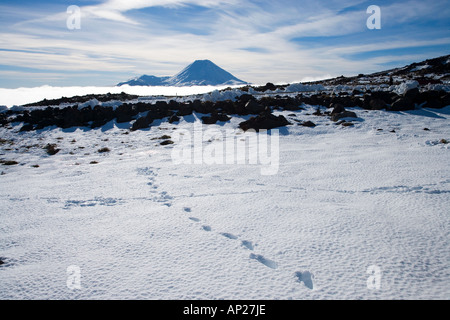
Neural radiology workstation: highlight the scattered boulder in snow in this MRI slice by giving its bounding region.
[330,103,346,115]
[329,103,358,121]
[419,91,449,109]
[217,114,232,122]
[244,100,265,114]
[255,82,277,92]
[239,113,291,132]
[395,80,419,95]
[115,104,138,123]
[176,103,194,117]
[369,98,387,110]
[61,107,83,129]
[168,100,180,110]
[370,91,397,105]
[388,97,415,111]
[1,160,19,166]
[44,144,60,156]
[201,115,218,125]
[237,94,255,104]
[131,117,152,131]
[20,124,34,132]
[417,90,440,102]
[168,114,180,124]
[300,121,316,128]
[215,100,236,115]
[404,87,420,101]
[313,107,324,116]
[191,99,211,114]
[160,140,174,146]
[441,93,450,107]
[90,106,115,128]
[422,99,443,109]
[202,113,231,125]
[331,111,358,122]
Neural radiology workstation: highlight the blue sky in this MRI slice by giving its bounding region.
[0,0,449,88]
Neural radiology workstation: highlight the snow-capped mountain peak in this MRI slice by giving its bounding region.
[118,60,248,87]
[166,60,247,86]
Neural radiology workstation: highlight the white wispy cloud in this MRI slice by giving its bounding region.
[0,0,448,87]
[80,0,239,25]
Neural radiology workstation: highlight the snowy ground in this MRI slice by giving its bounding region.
[1,105,449,300]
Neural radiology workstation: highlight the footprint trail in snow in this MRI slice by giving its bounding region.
[184,208,316,288]
[184,207,280,270]
[137,167,173,207]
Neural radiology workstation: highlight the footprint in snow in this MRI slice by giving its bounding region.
[189,217,200,222]
[202,225,212,232]
[249,253,278,269]
[295,271,314,290]
[241,240,254,251]
[220,232,238,240]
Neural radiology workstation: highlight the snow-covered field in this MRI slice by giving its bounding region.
[1,103,449,300]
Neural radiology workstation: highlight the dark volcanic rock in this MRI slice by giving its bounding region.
[202,115,218,125]
[22,92,139,108]
[91,106,115,128]
[115,104,138,123]
[388,97,415,111]
[20,124,34,132]
[44,143,60,155]
[330,103,346,115]
[191,100,212,114]
[238,94,256,104]
[331,111,358,122]
[371,91,398,104]
[61,106,83,128]
[160,140,174,146]
[369,98,387,110]
[417,90,440,104]
[330,96,354,109]
[313,107,324,116]
[441,93,450,107]
[168,100,180,110]
[254,82,277,92]
[131,117,152,131]
[300,121,316,128]
[244,100,265,114]
[176,103,193,116]
[168,114,180,124]
[239,113,291,132]
[422,99,443,109]
[155,101,168,110]
[202,113,231,125]
[116,113,133,123]
[80,107,94,123]
[404,87,420,102]
[215,100,236,114]
[217,114,231,122]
